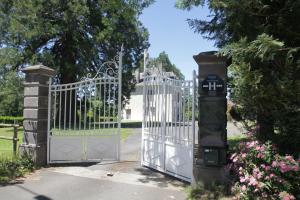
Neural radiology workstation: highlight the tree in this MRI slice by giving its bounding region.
[0,71,23,116]
[0,0,154,118]
[176,0,300,155]
[176,0,300,48]
[0,0,153,97]
[147,51,185,79]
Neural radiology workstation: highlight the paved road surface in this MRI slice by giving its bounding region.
[0,123,244,200]
[0,129,187,200]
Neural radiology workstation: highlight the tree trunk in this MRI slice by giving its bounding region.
[257,114,274,142]
[57,32,78,129]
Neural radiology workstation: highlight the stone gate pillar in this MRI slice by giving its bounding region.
[20,65,55,166]
[193,52,228,186]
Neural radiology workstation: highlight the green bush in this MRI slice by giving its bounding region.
[0,154,35,184]
[185,182,228,200]
[230,136,300,199]
[121,121,142,128]
[0,116,23,125]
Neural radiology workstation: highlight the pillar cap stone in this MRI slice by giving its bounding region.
[193,51,227,65]
[22,65,55,77]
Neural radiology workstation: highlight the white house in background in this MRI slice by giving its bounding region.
[122,68,183,122]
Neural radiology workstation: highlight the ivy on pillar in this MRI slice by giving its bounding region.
[20,65,55,166]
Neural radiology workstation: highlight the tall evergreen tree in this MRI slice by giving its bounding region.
[147,51,184,79]
[176,0,300,154]
[0,0,153,100]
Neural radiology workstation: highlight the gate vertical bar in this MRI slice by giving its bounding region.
[162,76,167,169]
[47,77,52,164]
[191,70,197,184]
[142,49,148,164]
[117,45,123,161]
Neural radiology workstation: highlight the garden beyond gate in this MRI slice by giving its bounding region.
[47,49,123,164]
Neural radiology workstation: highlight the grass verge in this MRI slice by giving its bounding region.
[0,127,24,158]
[0,154,35,184]
[185,183,232,200]
[228,134,248,152]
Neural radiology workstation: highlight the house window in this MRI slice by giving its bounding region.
[126,109,131,119]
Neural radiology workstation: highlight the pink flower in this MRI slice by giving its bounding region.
[241,153,246,158]
[279,161,292,173]
[272,161,278,167]
[241,185,247,192]
[283,194,296,200]
[246,131,254,137]
[285,155,295,162]
[253,167,259,174]
[270,173,275,178]
[292,165,299,172]
[249,176,257,186]
[256,172,262,179]
[257,153,264,158]
[246,142,251,148]
[246,141,258,148]
[233,157,238,163]
[240,176,246,183]
[265,166,270,171]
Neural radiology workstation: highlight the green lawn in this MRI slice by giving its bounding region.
[228,134,248,152]
[51,128,134,140]
[0,127,24,158]
[0,127,134,158]
[120,128,134,141]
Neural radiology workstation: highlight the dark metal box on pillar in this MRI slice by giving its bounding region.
[193,51,229,186]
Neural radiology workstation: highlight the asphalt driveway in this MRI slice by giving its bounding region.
[0,129,187,200]
[0,123,243,200]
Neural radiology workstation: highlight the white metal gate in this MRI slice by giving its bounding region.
[47,49,123,164]
[141,68,197,182]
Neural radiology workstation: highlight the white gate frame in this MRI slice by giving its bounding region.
[47,46,123,164]
[141,52,197,182]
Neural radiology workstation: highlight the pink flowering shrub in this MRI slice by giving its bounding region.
[229,139,300,200]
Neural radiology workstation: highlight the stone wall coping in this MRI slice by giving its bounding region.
[22,65,56,77]
[193,51,227,64]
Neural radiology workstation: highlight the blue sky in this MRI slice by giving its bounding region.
[139,1,217,80]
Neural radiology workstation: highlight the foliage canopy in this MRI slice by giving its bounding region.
[0,0,153,102]
[176,0,300,154]
[147,51,184,79]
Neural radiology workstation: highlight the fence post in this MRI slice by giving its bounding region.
[13,126,18,155]
[19,65,55,166]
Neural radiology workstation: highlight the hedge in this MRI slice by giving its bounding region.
[121,121,142,128]
[0,116,23,125]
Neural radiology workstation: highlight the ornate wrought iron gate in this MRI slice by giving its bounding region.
[141,68,197,182]
[47,49,123,164]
